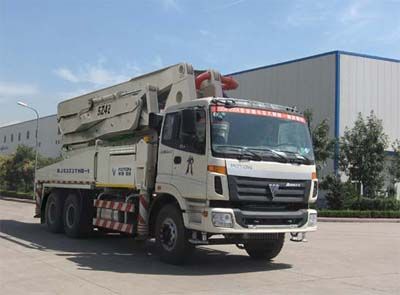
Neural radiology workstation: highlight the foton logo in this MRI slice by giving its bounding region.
[112,167,132,177]
[268,184,280,198]
[229,163,253,170]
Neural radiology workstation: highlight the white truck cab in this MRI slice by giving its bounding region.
[35,63,317,264]
[156,97,317,237]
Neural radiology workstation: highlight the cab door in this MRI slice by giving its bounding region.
[157,112,180,184]
[171,108,208,200]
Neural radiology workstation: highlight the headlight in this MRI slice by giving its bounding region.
[308,212,317,227]
[212,212,234,228]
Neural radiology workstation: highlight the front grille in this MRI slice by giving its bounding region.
[242,217,304,226]
[228,175,311,203]
[233,210,308,228]
[224,233,283,241]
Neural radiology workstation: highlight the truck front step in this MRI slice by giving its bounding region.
[93,218,134,234]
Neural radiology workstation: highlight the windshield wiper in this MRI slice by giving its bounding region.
[279,150,313,164]
[248,147,288,162]
[214,145,262,161]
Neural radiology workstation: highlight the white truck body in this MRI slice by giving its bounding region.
[35,63,318,263]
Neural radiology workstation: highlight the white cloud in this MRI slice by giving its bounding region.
[202,0,246,12]
[54,59,133,87]
[125,63,143,77]
[57,88,96,100]
[199,29,218,40]
[161,0,182,12]
[54,56,169,88]
[284,1,331,27]
[0,82,38,97]
[199,29,210,36]
[339,0,374,24]
[151,55,164,69]
[54,68,80,83]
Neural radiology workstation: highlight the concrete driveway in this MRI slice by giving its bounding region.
[0,197,399,294]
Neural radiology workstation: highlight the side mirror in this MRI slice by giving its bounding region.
[181,109,196,135]
[149,113,163,134]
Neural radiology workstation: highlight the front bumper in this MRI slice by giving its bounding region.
[185,208,317,234]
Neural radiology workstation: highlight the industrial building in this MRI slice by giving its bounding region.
[1,50,399,170]
[227,50,400,176]
[0,115,61,158]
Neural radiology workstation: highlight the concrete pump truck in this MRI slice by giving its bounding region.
[35,63,318,264]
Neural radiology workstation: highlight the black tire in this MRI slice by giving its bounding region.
[244,234,285,260]
[155,204,193,264]
[45,192,65,233]
[63,192,92,238]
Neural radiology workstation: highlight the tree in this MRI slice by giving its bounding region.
[388,140,400,196]
[3,145,36,191]
[303,109,335,173]
[320,175,356,209]
[339,111,388,198]
[0,155,9,189]
[2,145,61,192]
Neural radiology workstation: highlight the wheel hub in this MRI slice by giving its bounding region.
[160,218,177,251]
[66,204,75,228]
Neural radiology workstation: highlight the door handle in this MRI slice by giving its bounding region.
[174,156,182,164]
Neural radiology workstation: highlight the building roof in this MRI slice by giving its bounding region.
[228,50,400,76]
[0,114,57,130]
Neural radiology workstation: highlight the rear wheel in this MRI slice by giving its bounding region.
[63,192,92,238]
[244,234,285,260]
[155,204,193,264]
[45,192,65,233]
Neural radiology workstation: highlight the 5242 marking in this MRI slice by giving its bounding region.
[97,104,111,116]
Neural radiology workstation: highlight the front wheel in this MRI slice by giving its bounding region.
[244,233,285,260]
[155,204,193,264]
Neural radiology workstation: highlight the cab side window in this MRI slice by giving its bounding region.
[161,112,181,148]
[161,109,206,155]
[180,109,206,154]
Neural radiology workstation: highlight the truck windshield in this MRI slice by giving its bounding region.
[210,105,315,164]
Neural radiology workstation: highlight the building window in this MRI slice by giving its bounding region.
[11,134,13,142]
[57,127,61,135]
[3,135,5,143]
[26,130,30,139]
[18,132,21,141]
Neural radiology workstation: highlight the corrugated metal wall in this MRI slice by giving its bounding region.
[339,54,400,146]
[227,53,337,137]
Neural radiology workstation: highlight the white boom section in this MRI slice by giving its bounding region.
[37,63,223,189]
[58,63,201,147]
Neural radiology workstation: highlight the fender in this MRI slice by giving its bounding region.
[155,182,188,211]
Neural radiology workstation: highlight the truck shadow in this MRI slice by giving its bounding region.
[0,219,292,275]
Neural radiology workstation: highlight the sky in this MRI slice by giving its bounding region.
[1,0,399,126]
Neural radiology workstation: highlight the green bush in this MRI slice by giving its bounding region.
[320,175,357,209]
[318,210,400,218]
[320,174,400,211]
[351,197,400,211]
[0,190,33,199]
